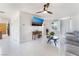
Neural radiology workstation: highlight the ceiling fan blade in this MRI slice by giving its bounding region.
[43,3,50,11]
[47,11,53,14]
[46,3,50,8]
[36,11,44,13]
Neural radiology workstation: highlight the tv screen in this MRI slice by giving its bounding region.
[32,16,44,26]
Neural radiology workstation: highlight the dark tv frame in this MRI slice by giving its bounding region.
[32,16,44,26]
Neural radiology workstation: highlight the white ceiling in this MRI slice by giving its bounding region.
[0,3,79,19]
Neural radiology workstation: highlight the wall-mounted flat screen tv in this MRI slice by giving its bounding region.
[32,16,44,26]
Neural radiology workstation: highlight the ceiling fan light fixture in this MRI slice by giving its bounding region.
[43,11,47,13]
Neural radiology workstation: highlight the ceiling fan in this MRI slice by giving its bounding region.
[36,3,53,14]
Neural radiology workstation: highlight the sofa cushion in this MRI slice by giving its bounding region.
[66,31,79,42]
[74,31,79,38]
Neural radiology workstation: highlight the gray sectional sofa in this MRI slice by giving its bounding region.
[66,31,79,56]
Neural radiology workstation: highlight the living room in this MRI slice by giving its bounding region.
[0,3,79,56]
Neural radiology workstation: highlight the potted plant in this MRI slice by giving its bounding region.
[49,32,55,36]
[47,32,55,38]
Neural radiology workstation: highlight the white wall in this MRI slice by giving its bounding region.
[72,15,79,31]
[10,11,44,44]
[20,11,44,43]
[20,11,32,43]
[10,12,20,45]
[0,18,8,23]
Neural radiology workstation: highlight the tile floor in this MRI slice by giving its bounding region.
[0,38,59,56]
